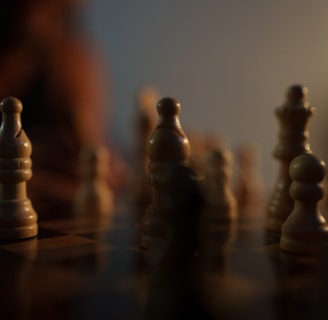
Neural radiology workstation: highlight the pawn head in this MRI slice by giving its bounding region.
[157,97,180,116]
[0,97,23,114]
[290,153,325,183]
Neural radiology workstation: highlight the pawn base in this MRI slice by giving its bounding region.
[280,228,328,256]
[0,224,38,240]
[0,198,38,240]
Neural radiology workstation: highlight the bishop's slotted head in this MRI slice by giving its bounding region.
[148,97,190,165]
[0,97,38,239]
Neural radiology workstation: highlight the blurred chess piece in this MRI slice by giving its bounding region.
[130,86,159,215]
[266,85,314,242]
[199,147,236,270]
[140,97,203,267]
[187,131,225,178]
[74,146,114,217]
[0,97,38,239]
[202,148,236,224]
[280,153,328,256]
[187,130,207,176]
[234,142,265,221]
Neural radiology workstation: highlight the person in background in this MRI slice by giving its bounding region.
[0,0,127,217]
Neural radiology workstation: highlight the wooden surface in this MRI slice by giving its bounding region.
[0,196,327,320]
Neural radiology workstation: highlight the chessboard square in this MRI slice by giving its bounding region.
[36,251,111,274]
[79,225,139,247]
[1,235,109,260]
[105,247,141,276]
[0,247,27,265]
[39,218,112,235]
[28,264,95,305]
[51,251,111,273]
[37,227,68,239]
[0,237,38,259]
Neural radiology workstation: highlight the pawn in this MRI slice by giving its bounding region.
[202,148,237,223]
[74,146,114,217]
[234,142,265,221]
[280,153,328,255]
[0,97,38,239]
[140,97,202,267]
[199,148,236,269]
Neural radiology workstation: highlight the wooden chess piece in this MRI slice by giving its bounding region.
[140,97,202,267]
[74,146,114,217]
[130,87,158,212]
[202,148,237,223]
[235,142,265,221]
[0,97,38,239]
[266,85,314,241]
[280,153,328,255]
[199,147,236,270]
[187,131,224,178]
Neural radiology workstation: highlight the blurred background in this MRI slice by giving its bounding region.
[85,0,328,192]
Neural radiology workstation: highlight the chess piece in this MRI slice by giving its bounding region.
[74,146,114,217]
[199,147,236,270]
[187,131,224,178]
[203,148,237,223]
[235,142,265,221]
[140,97,203,267]
[266,85,314,240]
[0,97,38,239]
[130,87,158,212]
[280,153,328,255]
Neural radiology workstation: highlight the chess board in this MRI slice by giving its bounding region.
[0,194,326,320]
[0,198,142,320]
